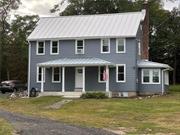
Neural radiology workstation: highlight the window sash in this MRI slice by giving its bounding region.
[37,41,45,54]
[116,38,125,53]
[101,39,110,53]
[52,67,61,82]
[76,40,84,54]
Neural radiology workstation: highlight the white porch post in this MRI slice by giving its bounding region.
[62,67,65,92]
[106,65,109,92]
[41,67,45,92]
[82,67,85,92]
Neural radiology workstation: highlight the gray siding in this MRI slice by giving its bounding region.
[29,38,138,92]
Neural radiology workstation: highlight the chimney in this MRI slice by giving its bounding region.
[141,0,149,60]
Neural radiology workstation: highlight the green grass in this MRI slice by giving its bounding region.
[0,86,180,134]
[0,118,13,135]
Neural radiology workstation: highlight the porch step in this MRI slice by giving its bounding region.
[39,92,83,98]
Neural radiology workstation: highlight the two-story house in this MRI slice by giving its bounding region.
[27,3,172,98]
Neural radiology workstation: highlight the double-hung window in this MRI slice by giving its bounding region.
[50,41,59,55]
[75,40,84,54]
[101,39,110,53]
[52,67,61,83]
[116,38,125,53]
[37,41,45,55]
[98,66,106,83]
[37,67,45,82]
[116,64,126,82]
[142,69,160,84]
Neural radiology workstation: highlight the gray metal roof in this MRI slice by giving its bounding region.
[37,58,114,67]
[28,10,145,40]
[138,60,172,70]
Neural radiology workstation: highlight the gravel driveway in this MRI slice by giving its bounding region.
[0,109,116,135]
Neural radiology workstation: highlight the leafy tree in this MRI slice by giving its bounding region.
[0,0,21,81]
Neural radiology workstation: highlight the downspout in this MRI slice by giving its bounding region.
[27,41,31,97]
[161,69,169,95]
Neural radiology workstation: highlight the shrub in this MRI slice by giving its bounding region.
[81,92,108,99]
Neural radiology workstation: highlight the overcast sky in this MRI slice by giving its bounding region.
[10,0,180,19]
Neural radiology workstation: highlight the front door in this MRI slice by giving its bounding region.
[75,67,83,89]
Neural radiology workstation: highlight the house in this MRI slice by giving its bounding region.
[27,2,171,98]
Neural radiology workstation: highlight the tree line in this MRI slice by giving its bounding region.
[0,0,179,84]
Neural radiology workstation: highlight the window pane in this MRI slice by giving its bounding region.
[52,41,58,46]
[143,76,149,82]
[54,74,59,81]
[118,66,124,73]
[103,46,109,52]
[52,41,58,53]
[53,67,60,82]
[99,67,105,81]
[118,74,124,81]
[38,67,42,81]
[38,74,42,81]
[77,40,83,46]
[153,70,159,83]
[54,67,59,74]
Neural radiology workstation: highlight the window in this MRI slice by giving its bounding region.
[116,38,125,53]
[164,71,169,85]
[142,69,160,84]
[101,39,110,53]
[52,67,61,83]
[37,41,45,55]
[116,64,126,82]
[138,40,141,55]
[75,40,84,54]
[37,67,45,82]
[98,66,106,82]
[50,41,59,55]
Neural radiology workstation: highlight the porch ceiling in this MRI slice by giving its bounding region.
[37,57,114,67]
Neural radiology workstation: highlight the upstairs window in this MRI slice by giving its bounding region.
[50,41,59,55]
[37,41,45,55]
[142,69,160,84]
[116,64,126,82]
[98,66,106,83]
[138,40,141,55]
[37,67,45,82]
[52,67,61,83]
[116,38,125,53]
[101,39,110,53]
[75,40,84,54]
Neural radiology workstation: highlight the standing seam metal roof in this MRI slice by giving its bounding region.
[28,11,145,40]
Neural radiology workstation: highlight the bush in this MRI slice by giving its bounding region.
[81,92,108,99]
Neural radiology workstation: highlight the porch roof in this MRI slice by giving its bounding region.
[37,57,114,67]
[137,60,173,70]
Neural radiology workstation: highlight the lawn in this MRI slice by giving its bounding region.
[0,118,13,135]
[0,85,180,134]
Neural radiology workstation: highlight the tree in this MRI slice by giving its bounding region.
[0,0,21,81]
[6,15,39,82]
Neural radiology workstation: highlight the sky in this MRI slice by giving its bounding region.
[10,0,180,19]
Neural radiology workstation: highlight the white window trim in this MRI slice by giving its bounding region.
[141,69,161,84]
[116,64,126,83]
[50,40,59,55]
[75,39,85,54]
[101,38,110,53]
[36,67,45,83]
[98,66,106,83]
[116,38,126,53]
[36,41,45,55]
[52,67,61,83]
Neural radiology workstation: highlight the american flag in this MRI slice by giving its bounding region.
[103,68,108,81]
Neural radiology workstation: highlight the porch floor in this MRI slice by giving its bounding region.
[39,92,83,98]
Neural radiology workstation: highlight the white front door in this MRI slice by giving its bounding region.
[75,67,83,89]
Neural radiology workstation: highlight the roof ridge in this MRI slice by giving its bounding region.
[40,11,142,19]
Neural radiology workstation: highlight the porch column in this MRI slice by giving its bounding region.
[62,67,65,92]
[41,67,45,92]
[82,66,85,92]
[106,65,109,92]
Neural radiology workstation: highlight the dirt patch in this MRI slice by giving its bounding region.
[44,99,72,109]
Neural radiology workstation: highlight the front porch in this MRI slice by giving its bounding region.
[34,58,114,97]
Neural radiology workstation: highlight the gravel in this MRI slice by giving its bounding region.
[0,109,116,135]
